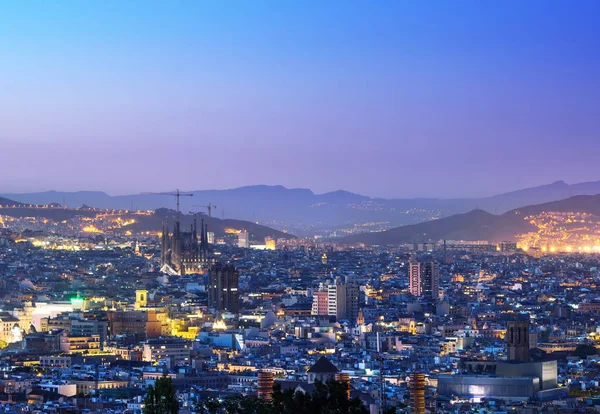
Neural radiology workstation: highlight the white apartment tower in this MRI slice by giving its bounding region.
[409,260,440,299]
[326,276,360,324]
[237,231,249,248]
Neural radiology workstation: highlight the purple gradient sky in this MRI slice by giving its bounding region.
[1,1,599,198]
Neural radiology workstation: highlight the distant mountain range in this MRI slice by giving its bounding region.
[340,194,600,245]
[3,180,600,234]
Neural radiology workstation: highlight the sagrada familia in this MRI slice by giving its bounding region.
[160,215,209,275]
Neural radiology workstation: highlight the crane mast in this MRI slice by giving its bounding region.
[192,202,217,233]
[141,188,193,215]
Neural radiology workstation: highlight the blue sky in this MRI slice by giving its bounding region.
[1,1,599,197]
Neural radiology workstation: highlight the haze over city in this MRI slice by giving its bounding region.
[2,2,600,413]
[2,1,599,197]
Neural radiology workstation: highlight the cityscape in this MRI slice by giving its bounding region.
[2,1,600,414]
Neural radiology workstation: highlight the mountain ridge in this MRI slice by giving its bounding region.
[340,194,600,245]
[3,181,600,233]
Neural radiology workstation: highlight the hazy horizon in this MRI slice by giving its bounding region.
[0,178,593,200]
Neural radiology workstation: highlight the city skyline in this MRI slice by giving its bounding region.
[1,3,599,411]
[0,0,600,414]
[2,1,599,198]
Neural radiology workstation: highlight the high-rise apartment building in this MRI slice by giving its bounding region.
[325,276,360,324]
[409,260,440,299]
[345,277,360,323]
[208,263,239,312]
[238,231,249,248]
[312,291,329,316]
[328,278,346,320]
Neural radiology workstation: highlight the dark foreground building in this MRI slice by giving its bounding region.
[208,263,239,312]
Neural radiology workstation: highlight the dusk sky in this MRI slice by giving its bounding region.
[1,1,599,198]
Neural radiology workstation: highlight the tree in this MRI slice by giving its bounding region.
[197,395,274,414]
[195,397,223,414]
[144,373,179,414]
[211,379,369,414]
[573,344,598,358]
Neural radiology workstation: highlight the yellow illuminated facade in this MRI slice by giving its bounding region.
[265,237,276,250]
[82,225,101,233]
[213,319,227,330]
[135,290,148,309]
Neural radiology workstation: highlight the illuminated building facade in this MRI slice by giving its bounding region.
[0,312,21,345]
[437,375,539,400]
[328,278,347,320]
[107,310,162,340]
[311,291,329,316]
[135,290,148,309]
[59,333,101,354]
[238,231,249,248]
[160,216,209,275]
[409,260,440,299]
[410,372,426,414]
[326,276,360,324]
[258,371,274,400]
[265,236,276,250]
[142,338,191,365]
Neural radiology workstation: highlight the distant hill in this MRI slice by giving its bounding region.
[0,196,27,207]
[127,209,294,240]
[340,194,600,245]
[0,205,97,221]
[4,180,600,232]
[0,190,112,208]
[0,202,293,240]
[510,194,600,217]
[340,209,528,245]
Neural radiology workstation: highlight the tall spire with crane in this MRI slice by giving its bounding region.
[192,202,217,233]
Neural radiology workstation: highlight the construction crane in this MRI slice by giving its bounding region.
[141,189,193,214]
[192,203,217,232]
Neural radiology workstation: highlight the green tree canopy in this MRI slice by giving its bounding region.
[196,379,369,414]
[143,373,179,414]
[573,344,598,358]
